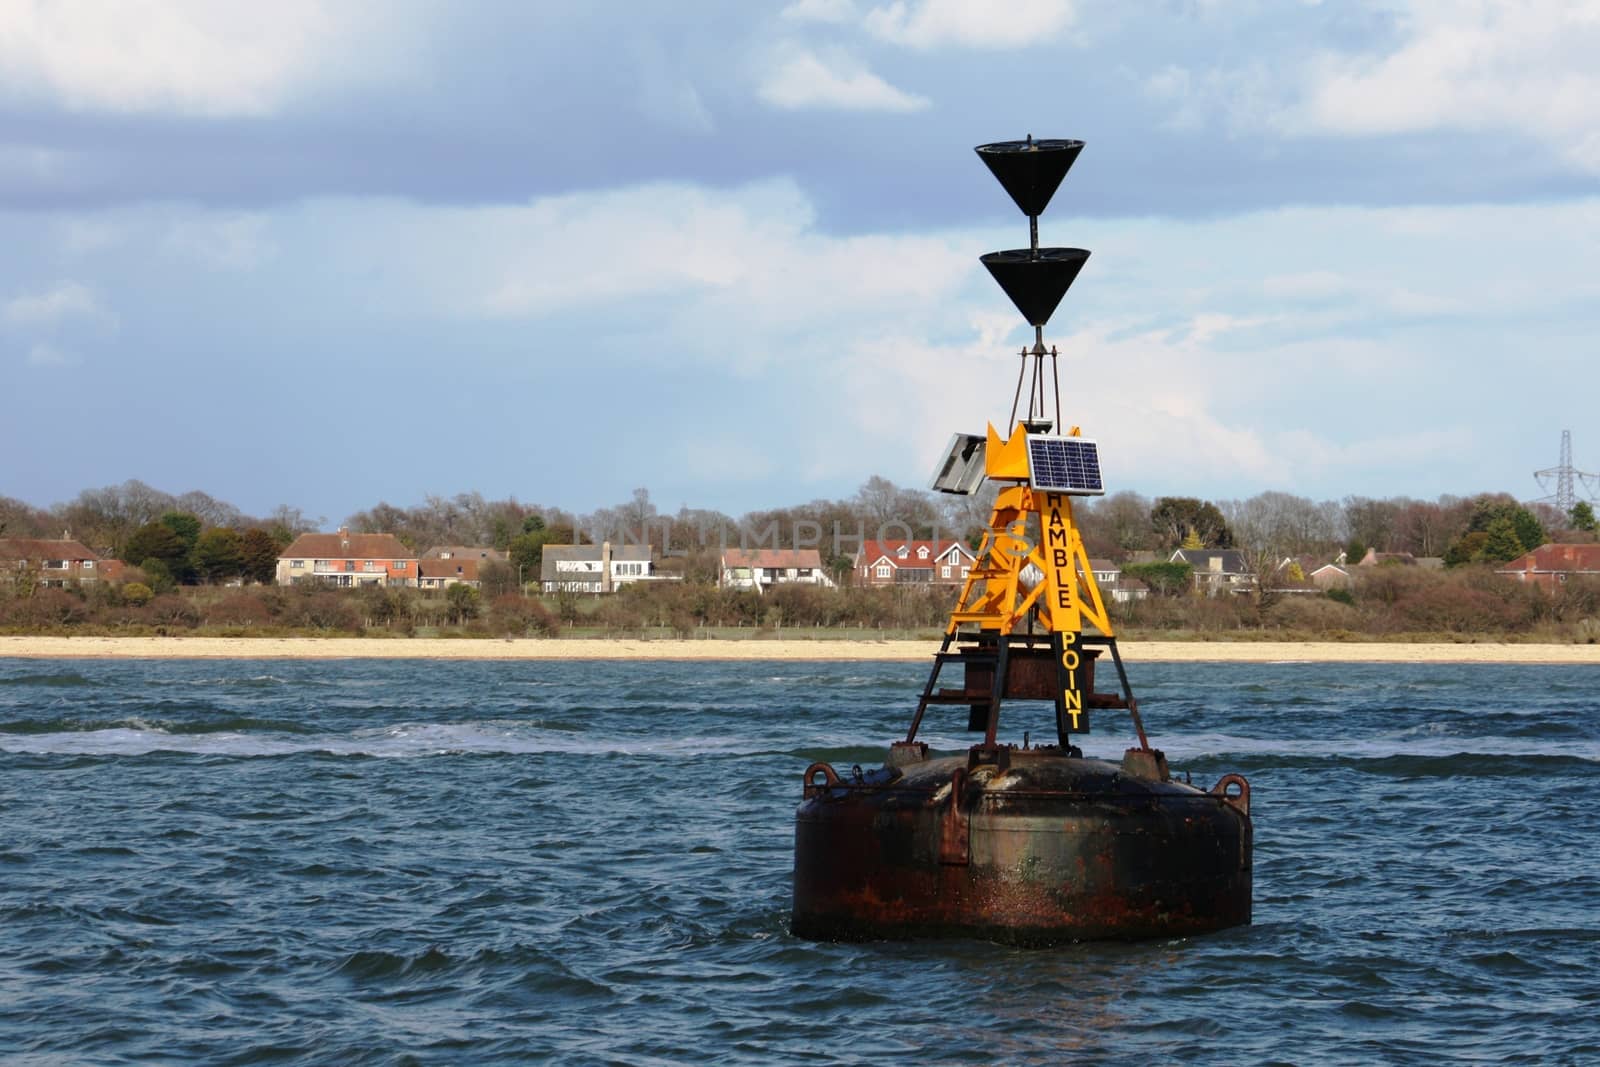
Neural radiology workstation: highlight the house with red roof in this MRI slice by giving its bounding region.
[1495,543,1600,592]
[719,549,834,593]
[0,535,105,587]
[854,540,976,586]
[275,527,417,587]
[418,557,482,590]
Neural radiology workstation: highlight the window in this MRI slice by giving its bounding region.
[798,568,812,578]
[941,565,951,578]
[876,565,891,578]
[391,561,406,570]
[897,547,908,558]
[364,561,377,572]
[84,560,94,570]
[45,559,67,570]
[292,560,304,569]
[917,547,928,559]
[961,567,970,577]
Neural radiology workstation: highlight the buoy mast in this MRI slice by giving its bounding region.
[904,136,1157,777]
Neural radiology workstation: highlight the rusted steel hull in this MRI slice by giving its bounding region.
[792,752,1251,944]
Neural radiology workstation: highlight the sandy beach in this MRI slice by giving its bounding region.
[2,635,1600,664]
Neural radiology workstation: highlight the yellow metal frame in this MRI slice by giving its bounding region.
[948,422,1114,639]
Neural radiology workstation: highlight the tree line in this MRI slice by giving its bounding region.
[2,476,1593,594]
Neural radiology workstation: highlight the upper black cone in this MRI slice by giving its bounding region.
[980,248,1091,327]
[975,139,1084,218]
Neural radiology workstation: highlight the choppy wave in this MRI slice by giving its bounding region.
[1,656,1599,1065]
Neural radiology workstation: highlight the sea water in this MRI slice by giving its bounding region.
[2,656,1598,1065]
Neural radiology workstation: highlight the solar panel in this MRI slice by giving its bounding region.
[928,433,987,495]
[1026,435,1104,495]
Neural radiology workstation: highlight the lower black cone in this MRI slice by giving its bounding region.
[980,248,1091,328]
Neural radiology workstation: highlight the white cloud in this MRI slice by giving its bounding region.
[18,186,1594,503]
[1298,1,1600,170]
[3,281,112,326]
[0,142,67,181]
[1142,61,1281,136]
[1143,1,1600,172]
[863,0,1076,49]
[0,0,418,117]
[781,0,860,24]
[757,46,929,111]
[164,214,275,270]
[57,218,132,255]
[25,342,77,367]
[458,181,822,319]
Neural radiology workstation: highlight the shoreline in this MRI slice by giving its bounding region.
[3,635,1600,664]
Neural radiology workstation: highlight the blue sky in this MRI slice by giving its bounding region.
[3,0,1598,523]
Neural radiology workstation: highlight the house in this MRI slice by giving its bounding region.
[720,549,835,592]
[417,546,504,590]
[276,527,417,587]
[421,545,507,562]
[1169,548,1254,595]
[1266,557,1322,596]
[0,535,104,586]
[1496,544,1600,592]
[1309,562,1353,590]
[854,540,975,586]
[540,543,655,593]
[1358,548,1417,566]
[418,557,481,591]
[1111,576,1149,603]
[1085,558,1151,603]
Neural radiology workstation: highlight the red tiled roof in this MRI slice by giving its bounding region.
[0,538,101,562]
[418,558,480,580]
[279,531,413,561]
[1497,543,1600,573]
[722,549,824,569]
[856,540,973,568]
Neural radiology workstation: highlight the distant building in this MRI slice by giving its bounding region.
[276,527,417,587]
[1169,548,1254,595]
[418,557,482,591]
[1309,562,1353,590]
[540,543,655,593]
[420,545,507,562]
[854,540,975,586]
[1086,558,1150,604]
[1358,549,1417,567]
[1496,544,1600,592]
[0,535,104,587]
[1267,557,1322,596]
[720,549,834,593]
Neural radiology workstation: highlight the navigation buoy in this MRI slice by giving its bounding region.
[791,137,1253,944]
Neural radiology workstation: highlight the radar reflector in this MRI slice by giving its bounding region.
[1026,435,1104,495]
[930,433,987,495]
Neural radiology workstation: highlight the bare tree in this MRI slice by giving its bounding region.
[174,490,243,528]
[1343,496,1400,553]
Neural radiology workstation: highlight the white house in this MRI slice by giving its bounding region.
[540,543,655,593]
[720,549,835,593]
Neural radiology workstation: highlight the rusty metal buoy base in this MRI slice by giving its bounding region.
[792,747,1252,944]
